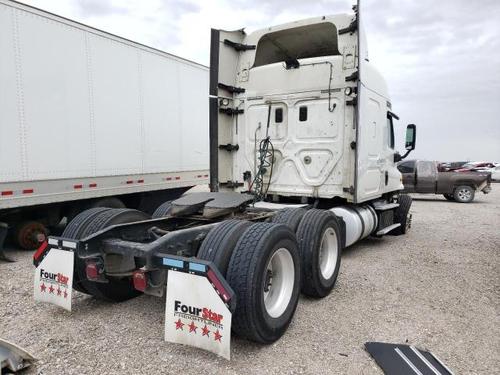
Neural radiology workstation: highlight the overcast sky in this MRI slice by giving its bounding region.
[21,0,500,162]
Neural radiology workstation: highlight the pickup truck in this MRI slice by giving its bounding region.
[397,160,491,203]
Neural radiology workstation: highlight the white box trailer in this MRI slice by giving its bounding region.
[0,0,209,251]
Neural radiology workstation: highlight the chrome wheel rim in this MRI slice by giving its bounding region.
[457,189,471,201]
[318,227,338,280]
[263,248,295,318]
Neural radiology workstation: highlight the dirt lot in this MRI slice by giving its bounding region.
[1,188,499,374]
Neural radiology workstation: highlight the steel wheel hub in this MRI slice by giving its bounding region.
[318,227,338,280]
[263,247,295,318]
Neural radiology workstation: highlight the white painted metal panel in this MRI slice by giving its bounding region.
[89,33,143,175]
[0,6,24,182]
[16,8,93,180]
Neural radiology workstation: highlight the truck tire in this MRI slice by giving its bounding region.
[443,194,455,201]
[391,194,413,235]
[226,223,300,343]
[62,207,111,240]
[197,220,252,276]
[271,208,307,232]
[453,185,475,203]
[90,197,125,209]
[75,208,150,302]
[296,209,342,298]
[152,201,173,218]
[62,207,112,293]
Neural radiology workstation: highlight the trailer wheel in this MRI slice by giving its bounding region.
[391,194,413,235]
[226,223,300,343]
[152,201,173,218]
[197,220,252,276]
[76,208,150,302]
[15,221,47,250]
[453,185,475,203]
[271,208,307,232]
[443,194,455,201]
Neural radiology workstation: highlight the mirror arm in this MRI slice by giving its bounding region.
[400,149,412,161]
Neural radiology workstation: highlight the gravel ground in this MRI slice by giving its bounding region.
[1,188,499,374]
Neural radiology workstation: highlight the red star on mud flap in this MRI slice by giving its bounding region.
[40,283,46,293]
[188,321,198,333]
[202,325,210,337]
[175,318,184,330]
[214,329,222,342]
[63,289,68,299]
[48,284,55,294]
[57,287,62,296]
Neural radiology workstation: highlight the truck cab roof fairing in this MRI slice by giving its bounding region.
[253,23,341,68]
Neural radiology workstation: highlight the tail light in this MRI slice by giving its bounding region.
[86,261,102,280]
[133,270,147,292]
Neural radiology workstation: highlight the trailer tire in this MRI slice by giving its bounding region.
[152,201,173,218]
[453,185,475,203]
[226,223,300,343]
[391,194,413,235]
[296,209,342,298]
[443,194,455,201]
[75,208,150,302]
[271,208,307,232]
[197,220,252,276]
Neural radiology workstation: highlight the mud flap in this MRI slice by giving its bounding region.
[165,270,232,360]
[34,248,74,311]
[0,338,37,373]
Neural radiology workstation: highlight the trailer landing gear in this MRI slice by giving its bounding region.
[0,222,14,262]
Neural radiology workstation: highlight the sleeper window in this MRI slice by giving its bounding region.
[275,108,283,123]
[299,106,308,122]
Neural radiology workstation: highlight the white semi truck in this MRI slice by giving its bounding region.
[0,0,209,255]
[33,4,417,358]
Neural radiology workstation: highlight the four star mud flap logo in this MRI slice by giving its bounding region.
[165,270,231,360]
[34,249,74,311]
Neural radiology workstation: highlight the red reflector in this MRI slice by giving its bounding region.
[89,183,97,188]
[175,176,181,180]
[207,269,230,302]
[33,240,48,262]
[1,191,13,196]
[23,189,34,194]
[166,177,172,181]
[204,174,209,178]
[126,180,133,184]
[86,262,100,280]
[133,270,147,292]
[197,175,202,178]
[74,184,83,189]
[137,179,144,183]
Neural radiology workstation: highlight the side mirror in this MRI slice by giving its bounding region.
[395,124,417,162]
[405,124,416,151]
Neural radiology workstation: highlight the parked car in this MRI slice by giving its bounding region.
[397,160,492,203]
